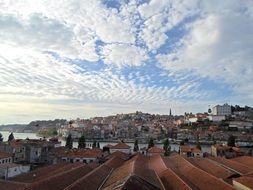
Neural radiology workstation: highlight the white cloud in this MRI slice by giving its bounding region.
[101,44,148,67]
[157,2,253,100]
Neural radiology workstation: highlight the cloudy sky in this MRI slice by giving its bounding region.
[0,0,253,124]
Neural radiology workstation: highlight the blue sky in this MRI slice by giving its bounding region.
[0,0,253,124]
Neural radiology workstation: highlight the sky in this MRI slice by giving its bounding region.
[0,0,253,124]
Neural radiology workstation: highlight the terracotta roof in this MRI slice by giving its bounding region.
[104,155,125,168]
[147,146,165,154]
[149,155,191,190]
[12,163,83,183]
[231,156,253,169]
[0,151,12,159]
[160,169,192,190]
[120,175,162,190]
[208,157,253,175]
[64,164,112,190]
[9,140,24,148]
[163,154,235,190]
[186,157,237,179]
[59,149,102,158]
[111,142,131,149]
[233,176,253,189]
[25,163,95,190]
[106,151,130,161]
[102,154,165,190]
[148,155,167,174]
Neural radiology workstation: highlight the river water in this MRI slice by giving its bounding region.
[0,131,212,153]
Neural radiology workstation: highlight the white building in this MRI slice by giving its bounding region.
[0,151,30,179]
[212,104,232,116]
[208,115,226,122]
[0,163,30,179]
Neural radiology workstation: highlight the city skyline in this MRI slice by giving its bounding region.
[0,0,253,124]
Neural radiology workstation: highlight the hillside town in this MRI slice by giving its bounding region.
[54,104,253,147]
[0,104,253,189]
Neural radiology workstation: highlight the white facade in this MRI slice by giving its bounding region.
[212,104,232,116]
[188,117,198,123]
[208,115,226,122]
[0,163,30,179]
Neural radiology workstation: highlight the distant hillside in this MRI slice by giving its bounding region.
[0,119,67,133]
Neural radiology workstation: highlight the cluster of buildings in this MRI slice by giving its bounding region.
[0,138,61,179]
[177,104,253,145]
[57,111,176,142]
[1,147,253,190]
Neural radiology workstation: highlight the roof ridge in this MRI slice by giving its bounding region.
[27,164,86,186]
[64,164,110,190]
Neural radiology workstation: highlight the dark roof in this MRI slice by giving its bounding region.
[64,164,112,190]
[0,180,27,190]
[25,164,95,190]
[11,162,83,183]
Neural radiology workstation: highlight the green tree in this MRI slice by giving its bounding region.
[78,135,86,149]
[8,132,14,141]
[133,139,139,152]
[163,139,170,156]
[148,138,155,149]
[65,134,73,149]
[0,133,3,142]
[92,140,97,148]
[52,129,58,136]
[227,135,236,147]
[196,143,202,150]
[97,141,100,148]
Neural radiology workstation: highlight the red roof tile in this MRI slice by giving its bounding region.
[12,163,83,183]
[64,164,112,190]
[208,157,253,175]
[0,151,12,159]
[147,146,165,154]
[25,163,95,190]
[186,157,237,179]
[163,154,235,190]
[111,143,131,149]
[231,156,253,169]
